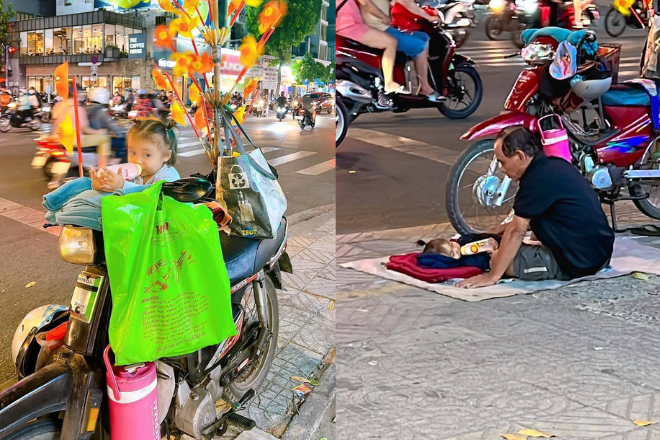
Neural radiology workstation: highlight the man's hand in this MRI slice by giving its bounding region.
[456,273,498,289]
[95,167,124,192]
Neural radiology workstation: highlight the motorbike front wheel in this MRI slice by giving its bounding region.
[446,139,518,234]
[224,277,279,402]
[439,65,483,120]
[605,8,627,37]
[28,119,42,131]
[0,118,10,132]
[336,96,349,147]
[485,16,503,40]
[2,419,61,440]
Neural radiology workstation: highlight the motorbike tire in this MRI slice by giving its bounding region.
[336,96,349,147]
[2,419,62,440]
[605,8,627,37]
[29,119,42,131]
[41,113,50,124]
[224,277,279,403]
[0,119,10,132]
[485,16,503,40]
[43,157,55,179]
[446,139,499,235]
[439,65,483,120]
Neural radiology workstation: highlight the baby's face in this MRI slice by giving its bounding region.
[128,138,171,177]
[447,241,462,260]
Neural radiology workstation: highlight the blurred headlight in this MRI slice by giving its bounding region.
[8,102,16,109]
[521,43,554,65]
[523,0,538,13]
[42,107,51,112]
[58,226,96,265]
[490,0,504,11]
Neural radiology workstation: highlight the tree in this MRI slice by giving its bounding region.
[0,0,15,70]
[321,64,334,85]
[246,0,322,95]
[291,53,324,89]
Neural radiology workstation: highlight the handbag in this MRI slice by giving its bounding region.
[215,105,287,239]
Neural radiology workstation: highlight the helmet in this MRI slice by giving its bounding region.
[570,71,612,101]
[12,305,69,369]
[19,88,27,95]
[89,87,110,105]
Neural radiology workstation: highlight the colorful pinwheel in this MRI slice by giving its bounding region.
[171,15,201,39]
[171,102,187,126]
[154,24,177,52]
[243,79,258,99]
[189,52,213,75]
[258,1,287,34]
[239,35,261,68]
[58,113,75,155]
[54,62,69,100]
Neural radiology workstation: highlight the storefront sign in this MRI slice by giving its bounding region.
[128,34,147,59]
[94,0,153,10]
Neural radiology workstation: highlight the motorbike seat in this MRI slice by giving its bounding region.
[602,85,651,107]
[220,218,287,285]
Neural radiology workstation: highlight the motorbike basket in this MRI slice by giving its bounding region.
[598,44,621,84]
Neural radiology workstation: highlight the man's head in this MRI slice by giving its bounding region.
[280,92,284,96]
[494,126,541,181]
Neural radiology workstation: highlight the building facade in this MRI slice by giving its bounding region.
[2,0,55,21]
[292,0,332,65]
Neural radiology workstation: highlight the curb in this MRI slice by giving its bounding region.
[288,204,335,227]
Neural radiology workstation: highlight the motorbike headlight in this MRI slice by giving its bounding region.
[8,102,16,109]
[522,0,538,13]
[521,43,555,65]
[489,0,504,11]
[42,107,51,112]
[58,226,97,265]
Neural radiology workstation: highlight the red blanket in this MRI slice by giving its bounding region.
[385,253,483,283]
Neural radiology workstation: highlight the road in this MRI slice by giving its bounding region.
[336,24,647,234]
[0,112,335,382]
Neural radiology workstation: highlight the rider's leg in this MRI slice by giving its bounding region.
[357,28,402,93]
[80,134,111,168]
[385,28,434,96]
[414,42,435,96]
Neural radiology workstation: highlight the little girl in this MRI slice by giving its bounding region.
[92,117,180,191]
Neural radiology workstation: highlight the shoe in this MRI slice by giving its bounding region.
[426,92,446,102]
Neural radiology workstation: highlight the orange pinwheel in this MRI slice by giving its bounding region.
[239,35,262,69]
[189,82,201,106]
[243,79,258,99]
[613,0,634,15]
[171,52,194,76]
[171,102,187,126]
[194,106,206,132]
[189,52,213,75]
[152,68,170,91]
[158,0,181,14]
[54,62,69,100]
[58,113,75,155]
[154,24,176,52]
[228,0,242,16]
[233,106,246,124]
[171,14,200,38]
[258,1,287,34]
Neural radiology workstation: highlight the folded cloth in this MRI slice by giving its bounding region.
[43,177,93,212]
[416,252,491,272]
[387,253,483,283]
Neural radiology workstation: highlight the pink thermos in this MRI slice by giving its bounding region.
[103,346,160,440]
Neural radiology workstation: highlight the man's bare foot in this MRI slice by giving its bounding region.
[384,82,403,94]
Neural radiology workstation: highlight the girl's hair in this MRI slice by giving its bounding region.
[128,117,178,165]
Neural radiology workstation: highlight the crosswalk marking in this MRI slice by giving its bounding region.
[297,159,336,176]
[179,149,208,157]
[177,141,201,150]
[269,151,316,166]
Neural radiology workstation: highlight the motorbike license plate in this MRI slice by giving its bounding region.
[51,161,70,175]
[31,155,48,168]
[71,272,104,322]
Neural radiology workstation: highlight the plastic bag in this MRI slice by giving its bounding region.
[102,181,236,365]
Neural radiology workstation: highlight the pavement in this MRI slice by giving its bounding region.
[0,111,335,438]
[336,15,660,440]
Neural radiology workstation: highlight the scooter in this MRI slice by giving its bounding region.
[299,109,316,130]
[605,0,649,36]
[336,1,483,146]
[276,106,287,121]
[0,105,42,132]
[0,171,293,439]
[445,29,660,235]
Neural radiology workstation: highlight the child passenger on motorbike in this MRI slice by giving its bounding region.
[91,117,180,192]
[361,0,440,100]
[337,0,403,94]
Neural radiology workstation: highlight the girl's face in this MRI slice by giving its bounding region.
[128,136,172,178]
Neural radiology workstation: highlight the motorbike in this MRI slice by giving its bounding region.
[335,1,483,146]
[485,0,527,47]
[289,98,302,120]
[109,102,128,119]
[31,137,73,181]
[299,109,316,130]
[0,104,42,132]
[445,30,660,235]
[0,170,292,439]
[605,0,649,37]
[250,98,269,117]
[276,105,288,121]
[439,0,477,48]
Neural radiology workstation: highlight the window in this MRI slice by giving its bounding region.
[53,28,71,55]
[91,24,103,53]
[27,30,44,56]
[73,26,83,54]
[105,24,115,48]
[45,29,53,56]
[116,25,127,52]
[20,31,27,56]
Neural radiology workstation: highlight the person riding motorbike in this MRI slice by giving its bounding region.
[18,89,34,122]
[300,94,317,128]
[361,0,440,99]
[0,89,11,114]
[87,87,128,162]
[134,90,157,118]
[276,92,288,111]
[337,0,404,94]
[125,89,135,113]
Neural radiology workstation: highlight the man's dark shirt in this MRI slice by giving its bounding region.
[513,153,614,278]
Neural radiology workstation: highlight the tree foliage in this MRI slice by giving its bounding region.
[291,53,323,85]
[245,0,322,66]
[0,0,15,47]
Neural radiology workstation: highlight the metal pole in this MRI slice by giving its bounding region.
[212,0,222,159]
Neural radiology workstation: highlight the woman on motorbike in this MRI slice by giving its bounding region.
[361,0,440,99]
[337,0,403,94]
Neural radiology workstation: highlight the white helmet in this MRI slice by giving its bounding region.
[570,74,612,101]
[12,305,68,368]
[89,87,110,105]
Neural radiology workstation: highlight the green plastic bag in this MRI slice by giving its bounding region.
[102,182,236,365]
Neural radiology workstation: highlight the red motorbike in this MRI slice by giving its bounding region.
[335,0,483,147]
[445,30,660,234]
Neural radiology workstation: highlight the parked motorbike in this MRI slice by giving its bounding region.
[605,0,649,36]
[336,2,483,146]
[445,30,660,235]
[0,170,292,439]
[0,105,42,132]
[299,109,316,130]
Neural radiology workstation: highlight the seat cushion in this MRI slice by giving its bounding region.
[220,218,286,285]
[602,85,651,107]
